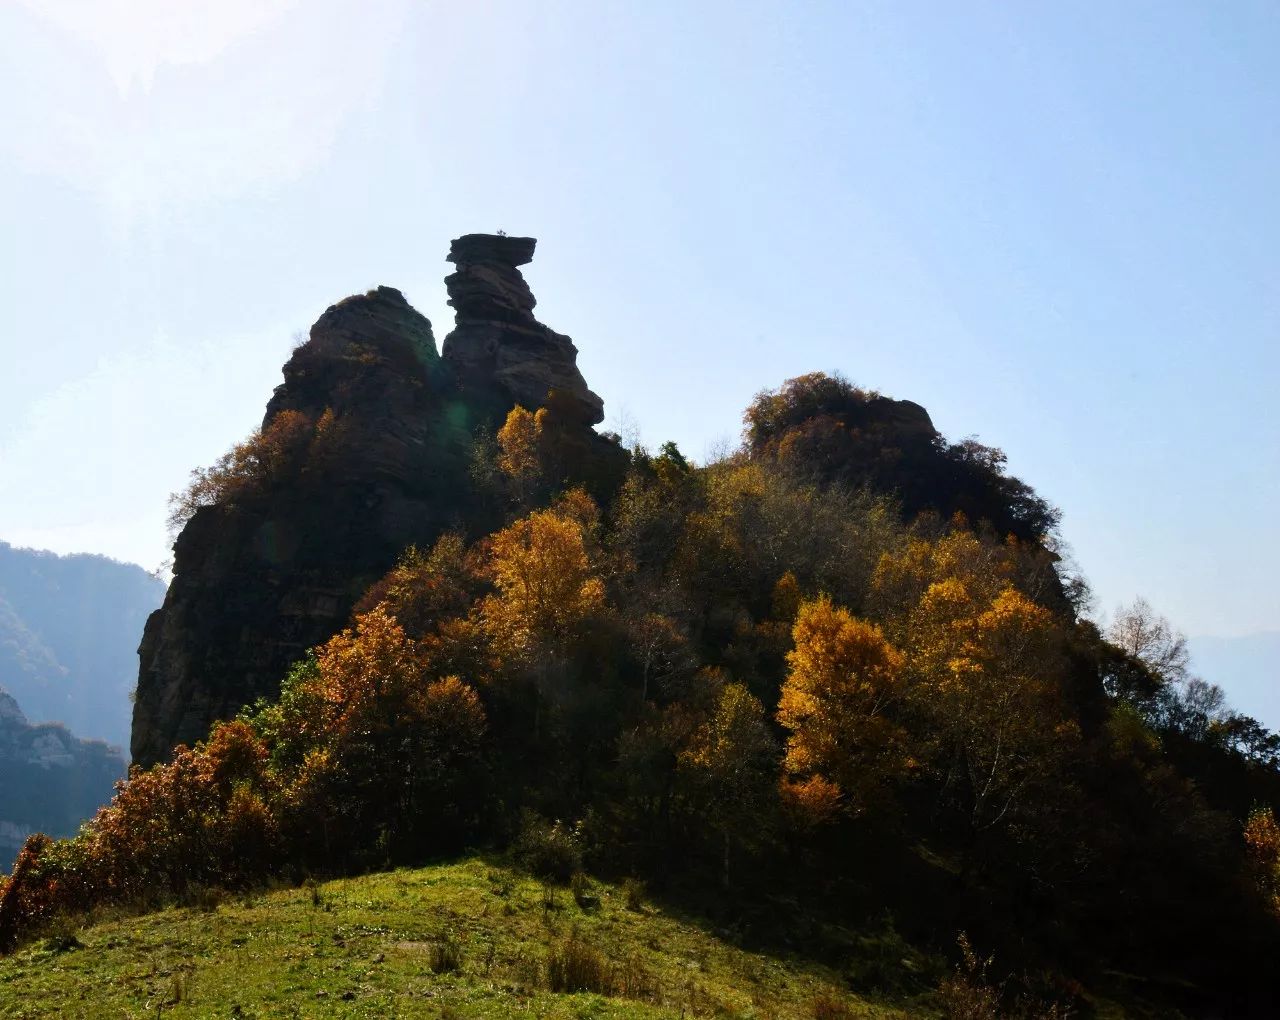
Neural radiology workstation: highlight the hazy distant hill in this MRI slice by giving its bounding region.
[0,541,166,752]
[0,686,125,867]
[1191,631,1280,732]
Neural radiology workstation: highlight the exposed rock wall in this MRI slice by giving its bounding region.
[132,236,620,766]
[132,286,469,765]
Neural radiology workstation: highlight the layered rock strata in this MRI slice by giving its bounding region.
[441,234,604,425]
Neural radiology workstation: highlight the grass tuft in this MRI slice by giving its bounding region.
[546,931,611,994]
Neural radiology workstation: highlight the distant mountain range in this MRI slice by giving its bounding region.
[0,542,164,867]
[1190,631,1280,732]
[0,687,126,866]
[0,541,166,751]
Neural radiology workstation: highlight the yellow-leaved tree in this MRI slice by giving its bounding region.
[496,404,548,503]
[874,531,1079,837]
[677,681,776,887]
[1244,807,1280,915]
[776,596,906,819]
[479,495,606,658]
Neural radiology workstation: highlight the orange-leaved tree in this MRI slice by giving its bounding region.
[259,605,489,861]
[167,409,322,534]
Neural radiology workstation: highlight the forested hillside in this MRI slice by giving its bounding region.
[3,236,1278,1018]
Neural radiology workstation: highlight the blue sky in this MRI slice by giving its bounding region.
[1,1,1277,665]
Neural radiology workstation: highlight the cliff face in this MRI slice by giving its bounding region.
[132,236,616,766]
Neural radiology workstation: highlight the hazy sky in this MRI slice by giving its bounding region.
[2,1,1277,653]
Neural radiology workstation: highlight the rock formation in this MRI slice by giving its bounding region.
[442,235,605,425]
[0,691,24,728]
[132,236,619,766]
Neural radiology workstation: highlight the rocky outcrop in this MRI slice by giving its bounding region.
[0,690,24,727]
[442,235,604,425]
[132,285,474,766]
[132,236,621,767]
[747,376,1059,543]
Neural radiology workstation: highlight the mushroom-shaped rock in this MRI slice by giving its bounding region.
[441,233,605,425]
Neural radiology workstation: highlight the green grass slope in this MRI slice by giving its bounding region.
[0,859,929,1019]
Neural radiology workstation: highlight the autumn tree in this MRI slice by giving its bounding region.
[480,500,606,658]
[496,404,547,503]
[257,606,489,861]
[677,681,777,887]
[776,596,906,817]
[356,533,480,639]
[873,531,1079,839]
[167,409,320,534]
[676,462,900,619]
[913,583,1076,835]
[1244,806,1280,914]
[608,450,699,586]
[628,611,692,701]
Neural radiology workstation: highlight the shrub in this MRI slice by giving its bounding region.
[40,915,82,954]
[513,814,583,884]
[614,952,659,1002]
[844,913,929,995]
[811,992,856,1019]
[569,871,598,909]
[621,877,646,913]
[180,885,226,913]
[937,933,1001,1020]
